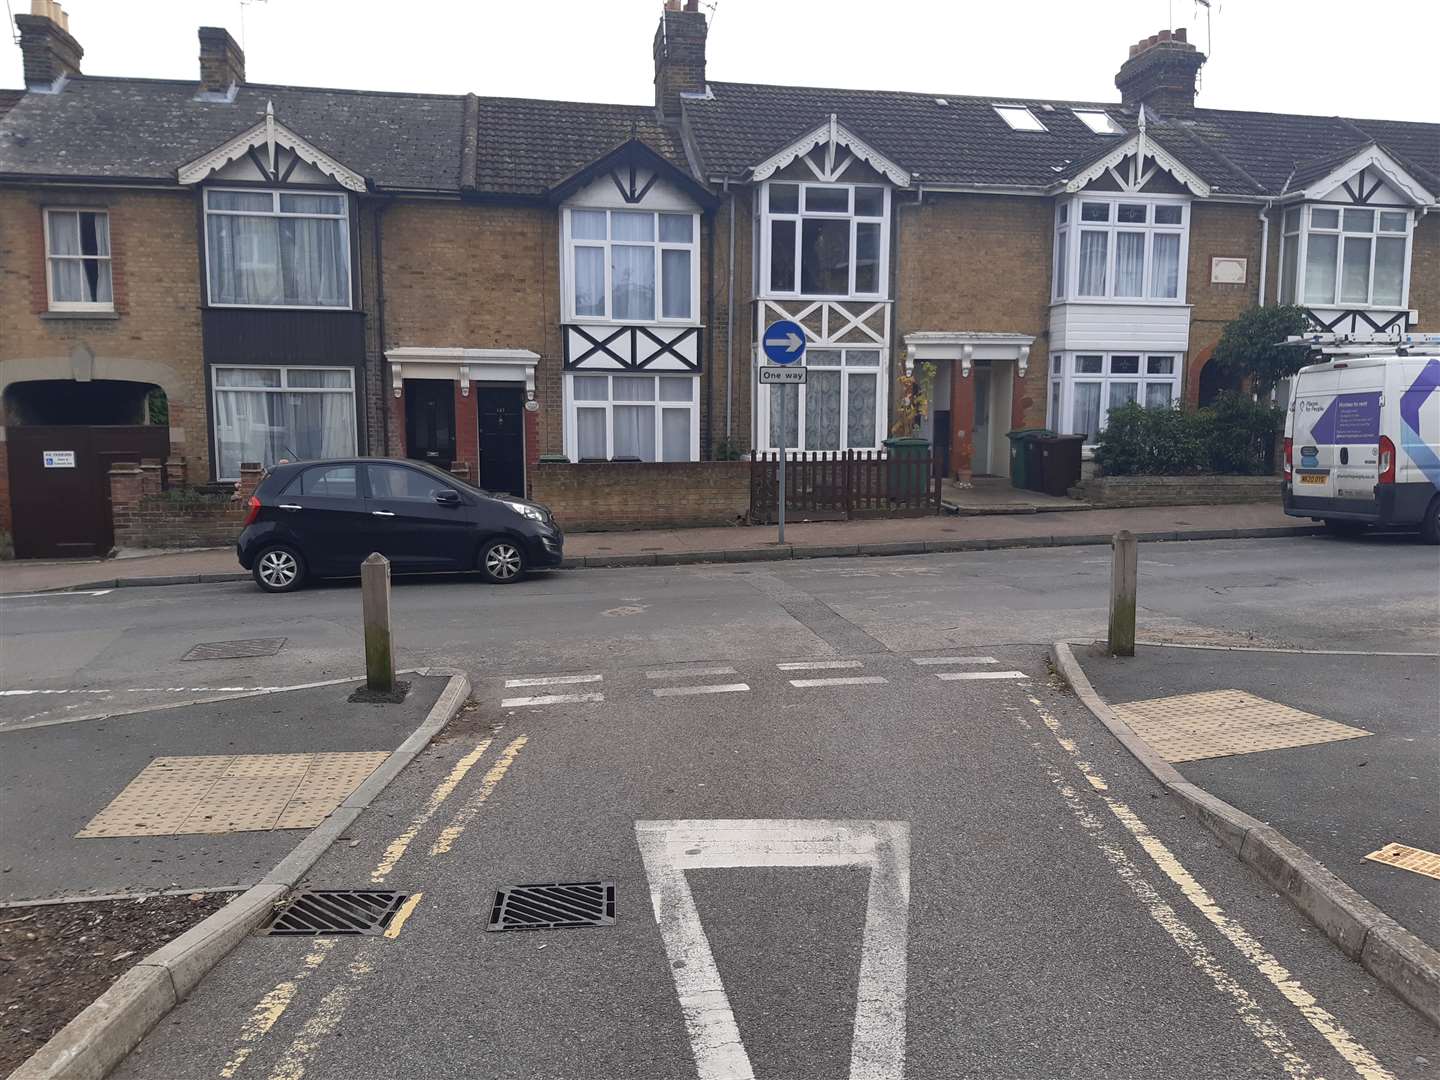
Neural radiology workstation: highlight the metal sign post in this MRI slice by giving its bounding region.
[762,321,807,544]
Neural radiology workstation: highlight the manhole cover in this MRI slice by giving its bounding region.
[182,637,287,661]
[262,890,407,936]
[487,881,615,931]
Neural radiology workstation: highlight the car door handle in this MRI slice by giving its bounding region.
[278,504,302,511]
[371,510,395,517]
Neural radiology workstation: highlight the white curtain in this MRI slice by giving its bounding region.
[48,211,111,303]
[769,384,798,449]
[1373,237,1405,306]
[847,372,877,448]
[1108,382,1138,411]
[613,405,655,460]
[574,247,605,316]
[1152,234,1180,298]
[1304,234,1338,304]
[611,245,655,320]
[1340,237,1372,304]
[213,369,354,478]
[576,407,607,460]
[1073,383,1102,440]
[1115,232,1145,296]
[806,369,842,451]
[281,217,347,306]
[208,214,282,305]
[662,409,691,461]
[1078,231,1108,295]
[661,249,691,318]
[1145,383,1174,409]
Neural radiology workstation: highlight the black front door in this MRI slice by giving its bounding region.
[476,387,526,496]
[405,379,456,470]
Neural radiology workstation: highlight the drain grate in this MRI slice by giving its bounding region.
[182,637,287,661]
[262,890,407,936]
[487,881,615,931]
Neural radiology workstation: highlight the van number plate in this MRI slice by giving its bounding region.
[1298,473,1327,485]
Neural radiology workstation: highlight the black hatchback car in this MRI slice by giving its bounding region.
[236,458,563,592]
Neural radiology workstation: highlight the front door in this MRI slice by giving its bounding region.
[476,387,526,496]
[404,379,456,471]
[972,364,993,475]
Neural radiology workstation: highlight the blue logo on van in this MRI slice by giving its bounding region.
[1299,446,1319,468]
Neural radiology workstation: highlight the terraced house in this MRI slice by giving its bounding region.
[1,0,1436,557]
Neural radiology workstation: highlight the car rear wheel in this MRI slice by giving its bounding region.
[1420,496,1440,545]
[478,538,525,584]
[253,545,306,593]
[1321,518,1367,538]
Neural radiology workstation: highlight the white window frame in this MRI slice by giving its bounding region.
[561,208,700,325]
[1282,202,1413,309]
[1048,352,1181,445]
[1073,110,1124,135]
[563,372,699,462]
[1053,194,1190,304]
[759,180,891,301]
[756,347,887,454]
[203,187,353,310]
[994,105,1048,132]
[210,364,357,481]
[43,207,114,312]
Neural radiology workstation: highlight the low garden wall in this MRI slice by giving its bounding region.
[1072,474,1280,507]
[530,461,749,532]
[109,460,262,549]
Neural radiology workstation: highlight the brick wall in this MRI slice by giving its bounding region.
[708,191,755,455]
[1410,214,1438,332]
[530,461,749,531]
[107,460,263,549]
[1185,201,1265,399]
[1072,474,1279,507]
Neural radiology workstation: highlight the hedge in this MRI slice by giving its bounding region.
[1094,394,1282,476]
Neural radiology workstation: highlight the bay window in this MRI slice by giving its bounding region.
[1048,352,1179,442]
[565,208,698,322]
[1054,196,1187,302]
[761,348,883,452]
[212,365,357,480]
[568,373,698,462]
[45,208,113,310]
[1282,204,1410,308]
[204,189,351,308]
[762,182,889,298]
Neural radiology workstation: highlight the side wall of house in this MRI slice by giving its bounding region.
[1184,200,1265,401]
[1409,213,1439,332]
[708,189,755,455]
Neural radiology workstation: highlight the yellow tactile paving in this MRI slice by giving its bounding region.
[1111,689,1371,763]
[77,752,390,838]
[1364,842,1440,881]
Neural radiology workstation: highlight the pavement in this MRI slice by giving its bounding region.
[0,676,447,902]
[0,500,1311,594]
[1079,644,1440,946]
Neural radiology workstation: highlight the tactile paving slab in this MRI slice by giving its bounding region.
[76,751,390,837]
[1110,689,1371,763]
[1365,842,1440,881]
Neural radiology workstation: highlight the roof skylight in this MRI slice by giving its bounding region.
[994,105,1047,132]
[1074,109,1124,135]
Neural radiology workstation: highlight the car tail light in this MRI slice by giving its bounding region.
[1283,437,1293,480]
[1378,436,1396,485]
[242,495,261,526]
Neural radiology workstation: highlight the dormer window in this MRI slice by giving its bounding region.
[204,188,351,308]
[761,181,889,299]
[994,106,1047,132]
[1074,110,1124,135]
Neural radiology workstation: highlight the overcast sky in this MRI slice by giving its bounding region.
[5,0,1437,123]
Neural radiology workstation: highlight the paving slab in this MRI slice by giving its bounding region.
[0,676,447,902]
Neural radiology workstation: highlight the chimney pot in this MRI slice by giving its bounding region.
[1174,27,1187,42]
[1157,29,1172,41]
[198,26,245,95]
[653,2,707,122]
[14,1,82,88]
[1116,27,1206,114]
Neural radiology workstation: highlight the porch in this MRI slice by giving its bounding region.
[941,475,1092,515]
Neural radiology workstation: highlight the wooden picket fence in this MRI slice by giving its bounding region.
[748,449,941,523]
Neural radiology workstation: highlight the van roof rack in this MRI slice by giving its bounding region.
[1283,331,1440,358]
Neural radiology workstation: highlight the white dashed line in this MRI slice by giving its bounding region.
[500,692,605,708]
[911,656,999,665]
[0,589,113,599]
[503,674,603,688]
[789,676,888,688]
[645,666,738,680]
[651,683,750,698]
[936,670,1029,681]
[776,660,864,671]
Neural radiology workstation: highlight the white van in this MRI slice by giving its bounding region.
[1283,349,1440,542]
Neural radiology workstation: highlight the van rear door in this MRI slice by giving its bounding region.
[1293,365,1383,506]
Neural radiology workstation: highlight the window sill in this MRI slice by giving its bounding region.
[42,310,119,321]
[758,294,891,303]
[1050,299,1192,309]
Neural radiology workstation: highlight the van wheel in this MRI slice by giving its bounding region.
[478,538,526,584]
[1420,497,1440,545]
[1321,519,1367,538]
[253,545,306,592]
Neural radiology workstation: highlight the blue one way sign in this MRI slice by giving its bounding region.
[763,320,806,365]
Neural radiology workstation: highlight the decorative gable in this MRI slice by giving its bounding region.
[178,102,367,192]
[547,137,715,209]
[1290,144,1436,207]
[1058,108,1209,197]
[751,114,910,187]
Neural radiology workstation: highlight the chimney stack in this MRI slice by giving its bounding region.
[198,27,246,96]
[14,0,83,90]
[1115,27,1205,114]
[653,0,707,123]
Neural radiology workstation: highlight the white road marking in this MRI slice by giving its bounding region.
[646,665,738,679]
[500,692,604,708]
[0,686,293,696]
[777,660,864,671]
[652,683,750,698]
[936,670,1029,681]
[0,589,113,599]
[636,819,909,1080]
[789,676,888,688]
[503,674,603,688]
[910,655,998,665]
[1026,693,1397,1080]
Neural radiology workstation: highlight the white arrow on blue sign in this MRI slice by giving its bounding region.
[762,320,807,365]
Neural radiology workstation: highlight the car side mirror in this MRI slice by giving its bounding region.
[433,489,461,506]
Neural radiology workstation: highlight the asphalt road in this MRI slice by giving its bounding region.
[3,535,1437,1077]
